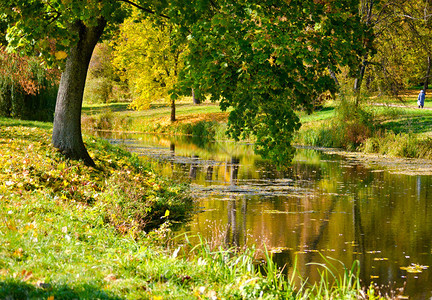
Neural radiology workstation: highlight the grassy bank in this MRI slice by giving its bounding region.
[294,91,432,160]
[81,100,229,140]
[1,118,380,299]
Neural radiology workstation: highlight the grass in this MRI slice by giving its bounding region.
[81,100,230,145]
[0,117,377,299]
[293,93,432,159]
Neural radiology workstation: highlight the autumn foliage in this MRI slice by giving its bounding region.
[0,47,60,120]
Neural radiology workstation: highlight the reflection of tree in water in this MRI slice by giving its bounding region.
[206,166,213,181]
[224,157,247,247]
[189,155,199,180]
[170,143,175,155]
[352,195,366,284]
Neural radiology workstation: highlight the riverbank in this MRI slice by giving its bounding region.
[82,93,432,164]
[1,118,377,299]
[81,100,229,140]
[295,95,432,162]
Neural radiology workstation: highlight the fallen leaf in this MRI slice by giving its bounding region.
[55,51,67,60]
[400,264,428,273]
[22,270,33,281]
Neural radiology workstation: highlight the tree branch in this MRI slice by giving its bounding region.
[209,0,219,10]
[117,0,170,19]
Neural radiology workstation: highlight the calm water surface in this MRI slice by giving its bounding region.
[106,133,432,299]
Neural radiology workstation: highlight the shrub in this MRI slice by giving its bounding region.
[297,99,378,151]
[0,47,59,121]
[333,99,377,149]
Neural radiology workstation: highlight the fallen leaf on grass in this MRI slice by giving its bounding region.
[12,248,24,258]
[22,270,33,281]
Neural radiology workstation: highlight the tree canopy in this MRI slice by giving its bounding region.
[112,11,185,121]
[173,1,369,163]
[1,0,369,166]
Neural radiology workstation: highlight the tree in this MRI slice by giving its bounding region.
[1,0,368,166]
[353,0,376,104]
[111,11,185,122]
[390,0,432,91]
[358,0,432,96]
[174,1,369,164]
[0,47,60,120]
[1,0,128,166]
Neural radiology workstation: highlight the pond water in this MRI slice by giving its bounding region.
[105,133,432,299]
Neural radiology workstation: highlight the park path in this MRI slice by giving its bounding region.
[371,102,432,110]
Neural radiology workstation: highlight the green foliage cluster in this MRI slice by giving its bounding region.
[81,102,229,141]
[111,12,184,111]
[178,120,217,138]
[361,132,432,159]
[296,95,432,161]
[173,0,368,165]
[81,109,132,132]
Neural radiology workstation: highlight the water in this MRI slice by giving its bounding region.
[105,133,432,299]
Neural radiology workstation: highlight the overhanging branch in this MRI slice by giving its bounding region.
[117,0,170,19]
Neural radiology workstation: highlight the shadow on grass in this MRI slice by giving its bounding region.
[382,115,432,134]
[82,103,131,115]
[0,280,123,300]
[315,106,335,113]
[0,117,52,130]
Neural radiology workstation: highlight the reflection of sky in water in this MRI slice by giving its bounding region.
[107,133,432,299]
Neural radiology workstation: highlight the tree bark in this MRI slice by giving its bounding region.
[423,55,431,92]
[52,19,106,167]
[170,98,176,122]
[354,0,374,106]
[354,58,367,106]
[192,88,200,104]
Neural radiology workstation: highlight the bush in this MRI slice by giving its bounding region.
[0,48,59,121]
[331,99,377,150]
[296,99,378,151]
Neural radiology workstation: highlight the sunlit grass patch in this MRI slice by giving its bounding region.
[81,101,229,139]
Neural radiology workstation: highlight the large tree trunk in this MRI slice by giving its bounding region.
[52,19,106,167]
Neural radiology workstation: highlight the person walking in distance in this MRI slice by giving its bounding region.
[418,89,426,108]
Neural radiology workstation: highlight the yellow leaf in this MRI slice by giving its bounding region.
[13,248,24,258]
[55,51,68,60]
[47,296,54,300]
